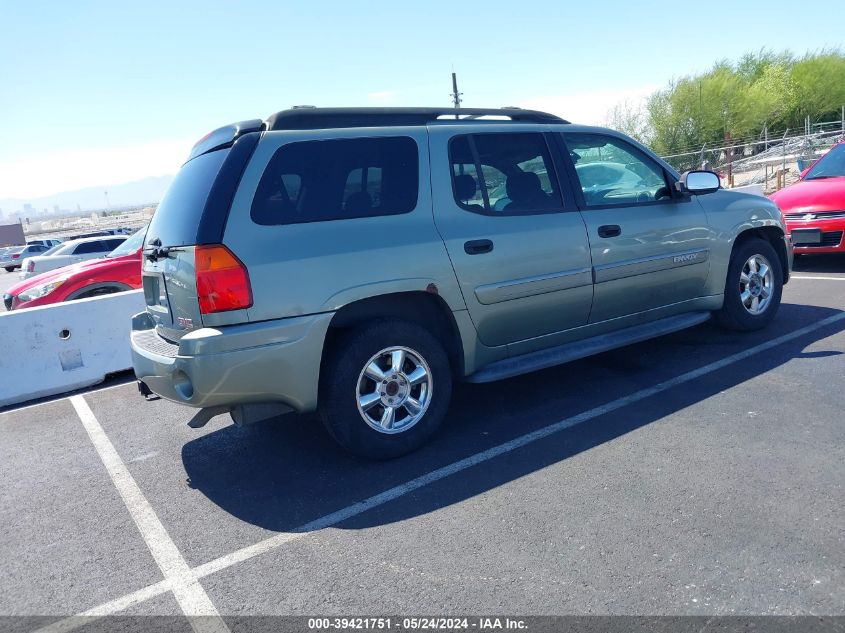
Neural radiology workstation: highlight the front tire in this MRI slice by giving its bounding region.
[4,267,13,273]
[716,237,783,331]
[319,319,452,459]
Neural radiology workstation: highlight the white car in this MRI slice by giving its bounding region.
[19,236,127,279]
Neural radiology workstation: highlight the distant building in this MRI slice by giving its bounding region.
[53,205,60,214]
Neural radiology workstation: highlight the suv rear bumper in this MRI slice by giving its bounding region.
[130,311,333,412]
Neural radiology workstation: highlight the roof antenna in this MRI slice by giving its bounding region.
[450,72,462,110]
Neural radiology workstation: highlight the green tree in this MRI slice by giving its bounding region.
[608,49,845,160]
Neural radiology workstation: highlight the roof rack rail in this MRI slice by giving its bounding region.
[265,107,568,131]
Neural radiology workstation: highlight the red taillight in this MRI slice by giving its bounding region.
[195,245,252,314]
[12,253,20,259]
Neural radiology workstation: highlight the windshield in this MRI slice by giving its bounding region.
[50,242,80,256]
[107,226,146,257]
[805,143,845,180]
[42,244,63,256]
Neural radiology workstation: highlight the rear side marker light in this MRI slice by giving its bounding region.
[195,245,252,314]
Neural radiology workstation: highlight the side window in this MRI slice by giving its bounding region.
[104,238,125,250]
[251,136,418,225]
[563,133,672,207]
[449,132,563,215]
[74,241,104,254]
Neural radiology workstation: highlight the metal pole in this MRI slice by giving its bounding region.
[726,133,733,186]
[780,130,788,190]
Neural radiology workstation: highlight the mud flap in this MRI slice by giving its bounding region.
[230,402,294,426]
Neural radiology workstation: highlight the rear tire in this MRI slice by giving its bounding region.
[319,319,452,460]
[715,237,783,331]
[4,267,13,273]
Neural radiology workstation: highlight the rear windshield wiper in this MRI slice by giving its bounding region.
[144,238,184,262]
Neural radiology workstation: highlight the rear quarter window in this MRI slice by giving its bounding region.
[145,148,229,247]
[75,241,105,254]
[251,136,419,225]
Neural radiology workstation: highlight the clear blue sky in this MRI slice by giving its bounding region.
[0,0,842,199]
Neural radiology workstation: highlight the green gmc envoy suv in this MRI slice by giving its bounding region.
[131,107,792,459]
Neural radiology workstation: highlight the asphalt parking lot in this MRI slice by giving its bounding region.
[1,269,23,297]
[1,256,844,631]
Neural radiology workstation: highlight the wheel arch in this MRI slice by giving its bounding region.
[65,281,134,301]
[325,291,465,379]
[733,226,789,283]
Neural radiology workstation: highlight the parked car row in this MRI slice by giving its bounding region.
[20,235,128,279]
[3,229,143,311]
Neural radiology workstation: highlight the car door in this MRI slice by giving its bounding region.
[429,125,593,348]
[560,131,713,323]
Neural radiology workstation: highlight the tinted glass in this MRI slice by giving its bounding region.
[42,244,62,256]
[103,238,126,250]
[449,133,563,215]
[75,241,106,254]
[146,148,229,246]
[251,136,418,225]
[564,133,671,206]
[52,243,77,256]
[805,143,845,180]
[107,228,145,258]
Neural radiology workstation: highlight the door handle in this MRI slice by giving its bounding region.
[597,225,622,238]
[464,239,494,255]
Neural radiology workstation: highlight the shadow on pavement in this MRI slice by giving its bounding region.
[793,253,845,273]
[181,303,844,533]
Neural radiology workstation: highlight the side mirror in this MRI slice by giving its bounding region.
[676,170,721,195]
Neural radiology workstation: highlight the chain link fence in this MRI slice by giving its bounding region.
[660,119,845,193]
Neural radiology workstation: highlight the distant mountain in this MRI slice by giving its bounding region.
[0,175,174,216]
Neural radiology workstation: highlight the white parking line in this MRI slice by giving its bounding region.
[791,275,845,281]
[34,580,173,633]
[33,309,845,631]
[68,396,230,633]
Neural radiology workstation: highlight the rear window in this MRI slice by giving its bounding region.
[251,136,419,225]
[146,148,229,247]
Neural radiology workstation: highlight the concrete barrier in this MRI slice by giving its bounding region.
[729,183,766,197]
[0,290,145,408]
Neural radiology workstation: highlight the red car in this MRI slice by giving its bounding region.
[770,140,845,254]
[3,228,144,310]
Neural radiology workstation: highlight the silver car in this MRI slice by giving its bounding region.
[1,244,52,272]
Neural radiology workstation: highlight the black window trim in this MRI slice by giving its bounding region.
[447,131,575,218]
[250,135,421,227]
[556,132,687,211]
